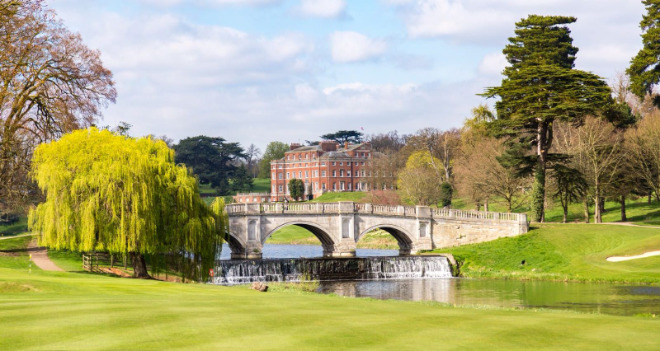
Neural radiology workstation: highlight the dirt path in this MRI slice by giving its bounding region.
[28,239,63,272]
[0,233,34,240]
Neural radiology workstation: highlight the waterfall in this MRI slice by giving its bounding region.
[213,256,453,285]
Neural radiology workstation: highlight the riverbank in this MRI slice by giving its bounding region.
[433,223,660,284]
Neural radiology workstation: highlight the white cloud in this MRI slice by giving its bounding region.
[298,0,346,18]
[478,52,507,76]
[330,31,387,63]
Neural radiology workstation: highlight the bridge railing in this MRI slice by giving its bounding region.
[225,202,527,223]
[432,208,526,223]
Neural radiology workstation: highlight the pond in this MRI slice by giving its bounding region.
[218,244,660,316]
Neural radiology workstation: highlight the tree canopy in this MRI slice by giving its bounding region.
[482,15,612,222]
[628,0,660,106]
[174,136,248,195]
[258,141,289,178]
[29,129,227,279]
[320,130,364,144]
[0,0,116,213]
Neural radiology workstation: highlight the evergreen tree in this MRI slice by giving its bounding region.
[174,136,247,195]
[482,15,613,222]
[29,128,228,279]
[628,0,660,106]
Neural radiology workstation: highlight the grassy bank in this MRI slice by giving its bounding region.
[432,223,660,284]
[0,236,658,350]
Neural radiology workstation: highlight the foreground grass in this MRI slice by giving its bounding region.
[1,262,659,350]
[434,223,660,284]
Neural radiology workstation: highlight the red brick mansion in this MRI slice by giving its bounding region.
[269,141,372,202]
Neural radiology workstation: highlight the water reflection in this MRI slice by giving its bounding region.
[317,279,660,316]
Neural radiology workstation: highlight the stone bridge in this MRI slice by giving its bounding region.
[225,202,528,259]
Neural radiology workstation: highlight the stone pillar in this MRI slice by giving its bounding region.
[244,215,263,259]
[414,205,434,253]
[333,202,357,257]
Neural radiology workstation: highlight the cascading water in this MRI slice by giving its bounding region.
[213,256,453,285]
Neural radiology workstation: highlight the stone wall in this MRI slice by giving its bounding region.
[431,217,527,249]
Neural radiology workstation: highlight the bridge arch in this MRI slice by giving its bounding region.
[358,224,414,255]
[264,221,337,250]
[225,231,248,259]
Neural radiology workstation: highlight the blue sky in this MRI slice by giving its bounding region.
[47,0,645,151]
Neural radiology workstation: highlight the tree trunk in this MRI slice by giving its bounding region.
[484,198,489,212]
[649,193,653,204]
[594,195,602,223]
[583,198,590,223]
[620,195,627,222]
[130,252,150,278]
[562,204,568,223]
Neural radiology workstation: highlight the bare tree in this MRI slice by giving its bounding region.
[625,110,660,201]
[405,127,461,183]
[245,143,261,178]
[0,0,116,209]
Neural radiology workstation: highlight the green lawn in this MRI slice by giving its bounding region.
[450,195,660,226]
[0,217,28,237]
[0,237,658,350]
[434,223,660,284]
[251,178,271,193]
[266,226,398,249]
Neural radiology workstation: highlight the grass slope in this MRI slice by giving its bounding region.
[434,223,660,284]
[0,253,659,349]
[310,191,366,203]
[0,217,28,237]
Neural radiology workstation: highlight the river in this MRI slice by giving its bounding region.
[218,244,660,316]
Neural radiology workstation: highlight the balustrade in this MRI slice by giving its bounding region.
[225,202,526,223]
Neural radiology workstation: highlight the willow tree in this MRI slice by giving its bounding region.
[482,15,612,222]
[29,128,227,279]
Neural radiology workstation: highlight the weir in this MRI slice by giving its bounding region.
[212,255,454,285]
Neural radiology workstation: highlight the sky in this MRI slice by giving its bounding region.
[47,0,646,151]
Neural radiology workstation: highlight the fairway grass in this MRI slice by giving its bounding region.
[436,223,660,284]
[1,235,660,350]
[1,264,659,350]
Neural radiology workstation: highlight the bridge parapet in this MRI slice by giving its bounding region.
[226,202,527,224]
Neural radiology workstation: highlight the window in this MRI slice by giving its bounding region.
[362,170,365,177]
[332,161,336,166]
[340,182,345,190]
[305,171,309,178]
[347,162,351,166]
[339,162,343,166]
[347,171,351,177]
[340,170,344,177]
[299,171,302,178]
[278,173,283,180]
[272,186,275,192]
[286,172,289,179]
[322,170,326,177]
[272,174,276,180]
[332,183,336,190]
[332,170,336,177]
[348,183,352,190]
[321,162,326,166]
[278,185,283,192]
[322,183,326,190]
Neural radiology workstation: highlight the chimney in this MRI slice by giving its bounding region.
[344,141,349,149]
[290,143,302,150]
[320,140,337,152]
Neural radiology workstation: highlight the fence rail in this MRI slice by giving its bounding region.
[225,202,526,223]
